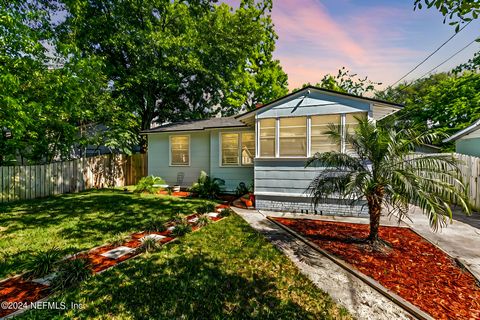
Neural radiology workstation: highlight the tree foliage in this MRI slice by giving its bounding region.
[59,0,287,150]
[307,117,470,245]
[295,67,381,96]
[377,72,480,149]
[1,0,287,163]
[414,0,480,31]
[1,1,136,165]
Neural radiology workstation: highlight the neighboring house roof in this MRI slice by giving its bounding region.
[235,85,404,120]
[141,116,247,134]
[443,119,480,143]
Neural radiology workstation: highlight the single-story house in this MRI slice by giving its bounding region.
[141,86,402,215]
[443,119,480,157]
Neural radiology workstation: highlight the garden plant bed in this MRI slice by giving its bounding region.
[272,217,480,320]
[0,208,226,318]
[157,191,191,197]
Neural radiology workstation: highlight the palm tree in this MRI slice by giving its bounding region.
[306,117,470,246]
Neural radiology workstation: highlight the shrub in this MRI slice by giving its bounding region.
[52,257,92,290]
[138,237,160,253]
[189,171,225,199]
[196,215,210,227]
[109,233,126,246]
[23,247,62,279]
[196,202,216,214]
[219,208,233,217]
[171,222,192,237]
[145,219,167,232]
[134,175,166,194]
[235,182,249,197]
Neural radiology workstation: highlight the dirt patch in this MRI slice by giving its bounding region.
[273,218,480,320]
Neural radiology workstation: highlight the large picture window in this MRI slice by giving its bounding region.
[259,119,276,157]
[221,132,255,166]
[311,114,341,154]
[345,113,367,153]
[279,117,307,157]
[170,135,190,166]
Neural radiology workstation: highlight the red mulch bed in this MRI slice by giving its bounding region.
[273,218,480,320]
[157,191,191,197]
[0,277,50,317]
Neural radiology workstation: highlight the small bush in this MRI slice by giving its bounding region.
[134,176,166,194]
[220,208,233,217]
[171,222,192,237]
[189,171,225,199]
[138,237,160,253]
[23,247,62,279]
[145,219,167,232]
[52,257,92,290]
[235,182,249,197]
[196,202,216,214]
[109,233,126,246]
[196,215,210,227]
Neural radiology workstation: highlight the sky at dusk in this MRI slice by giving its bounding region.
[227,0,480,90]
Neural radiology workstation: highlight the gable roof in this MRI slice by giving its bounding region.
[235,85,404,120]
[443,119,480,143]
[140,116,246,134]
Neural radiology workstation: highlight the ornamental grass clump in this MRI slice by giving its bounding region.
[52,257,92,290]
[22,247,62,279]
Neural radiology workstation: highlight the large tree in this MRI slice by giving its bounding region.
[59,0,287,151]
[376,71,480,149]
[307,117,470,245]
[1,1,132,164]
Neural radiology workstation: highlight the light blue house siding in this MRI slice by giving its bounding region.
[209,128,255,191]
[456,138,480,157]
[147,129,254,192]
[147,131,211,187]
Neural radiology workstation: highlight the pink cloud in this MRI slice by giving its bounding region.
[270,0,424,90]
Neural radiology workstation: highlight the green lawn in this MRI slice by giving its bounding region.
[0,189,212,278]
[18,214,350,319]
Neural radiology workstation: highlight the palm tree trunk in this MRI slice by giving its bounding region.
[367,188,384,243]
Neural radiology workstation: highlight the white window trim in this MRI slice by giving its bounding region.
[257,112,367,159]
[169,134,191,167]
[219,131,255,167]
[341,113,346,153]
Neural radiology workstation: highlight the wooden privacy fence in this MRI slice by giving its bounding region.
[0,153,147,202]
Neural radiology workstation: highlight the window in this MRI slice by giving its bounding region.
[259,119,276,157]
[345,113,367,153]
[220,132,255,166]
[311,114,341,154]
[279,117,306,157]
[241,132,255,165]
[221,133,239,165]
[170,135,190,166]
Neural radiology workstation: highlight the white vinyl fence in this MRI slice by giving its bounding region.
[454,153,480,210]
[0,153,147,202]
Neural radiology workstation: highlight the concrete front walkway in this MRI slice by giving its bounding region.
[232,207,413,320]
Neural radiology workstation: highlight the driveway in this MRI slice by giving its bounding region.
[407,206,480,280]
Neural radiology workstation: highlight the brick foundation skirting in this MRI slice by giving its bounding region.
[255,195,368,217]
